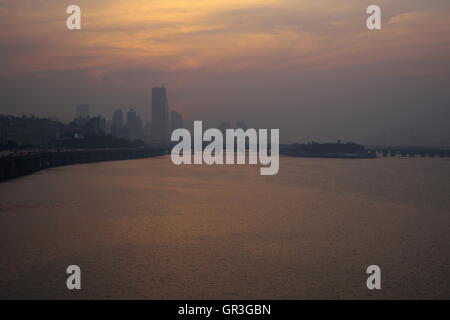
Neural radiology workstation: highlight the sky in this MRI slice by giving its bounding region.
[0,0,450,145]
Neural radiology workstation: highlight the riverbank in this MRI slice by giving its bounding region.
[283,152,377,159]
[0,147,167,182]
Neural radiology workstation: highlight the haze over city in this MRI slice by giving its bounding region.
[1,0,450,145]
[1,1,450,302]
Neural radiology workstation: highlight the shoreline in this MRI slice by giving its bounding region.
[0,147,167,182]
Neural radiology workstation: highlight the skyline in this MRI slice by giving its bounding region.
[1,0,450,145]
[1,1,450,302]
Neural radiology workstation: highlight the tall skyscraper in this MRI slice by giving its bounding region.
[127,109,138,141]
[151,86,169,146]
[112,109,123,128]
[170,111,183,133]
[111,109,124,138]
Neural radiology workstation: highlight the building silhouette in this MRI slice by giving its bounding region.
[112,109,123,128]
[219,121,230,135]
[0,119,7,145]
[136,115,143,140]
[75,104,90,126]
[87,116,105,135]
[151,86,169,146]
[111,109,127,138]
[99,116,106,133]
[127,109,139,141]
[170,111,183,133]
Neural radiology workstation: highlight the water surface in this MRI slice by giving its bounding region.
[0,156,449,299]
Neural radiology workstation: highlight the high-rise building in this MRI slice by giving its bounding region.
[111,109,124,138]
[75,104,90,126]
[87,116,103,135]
[170,111,183,133]
[151,86,169,146]
[136,115,143,140]
[112,109,123,128]
[127,109,138,141]
[99,116,106,133]
[144,121,152,145]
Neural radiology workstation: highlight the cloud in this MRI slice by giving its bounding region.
[1,0,450,145]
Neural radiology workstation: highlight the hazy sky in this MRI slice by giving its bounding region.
[1,0,450,145]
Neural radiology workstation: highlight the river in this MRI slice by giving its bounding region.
[0,156,449,299]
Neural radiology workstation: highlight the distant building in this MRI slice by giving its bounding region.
[127,109,138,141]
[0,115,77,147]
[75,104,90,126]
[151,86,169,146]
[112,109,123,128]
[170,111,183,133]
[87,116,104,135]
[99,116,106,133]
[219,121,231,135]
[136,115,143,140]
[0,118,8,144]
[111,109,126,138]
[104,120,112,135]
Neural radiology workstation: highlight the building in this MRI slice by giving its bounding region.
[112,109,123,128]
[75,104,90,126]
[0,115,76,147]
[219,121,231,135]
[151,86,169,146]
[136,115,143,140]
[0,117,8,144]
[99,116,106,133]
[127,109,138,141]
[87,116,105,135]
[170,111,183,133]
[111,109,127,138]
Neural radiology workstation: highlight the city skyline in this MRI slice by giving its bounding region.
[1,1,450,302]
[1,1,450,146]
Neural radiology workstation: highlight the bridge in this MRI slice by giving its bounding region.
[367,146,450,158]
[0,147,167,182]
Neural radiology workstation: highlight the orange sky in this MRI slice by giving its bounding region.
[2,0,449,75]
[1,0,450,144]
